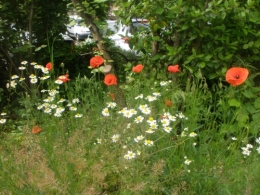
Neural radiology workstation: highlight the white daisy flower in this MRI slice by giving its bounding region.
[160,81,168,86]
[102,108,110,116]
[145,129,155,134]
[29,74,36,79]
[11,75,19,79]
[134,116,144,123]
[44,107,52,114]
[107,102,117,108]
[184,159,192,165]
[30,62,37,66]
[141,108,151,115]
[41,67,50,74]
[144,139,154,146]
[161,118,170,127]
[123,110,133,118]
[152,92,161,96]
[69,106,77,111]
[189,132,197,138]
[30,78,38,84]
[75,113,83,118]
[163,126,172,133]
[18,66,26,70]
[0,119,7,124]
[124,151,136,159]
[54,112,62,117]
[72,98,80,104]
[21,61,28,65]
[56,107,65,113]
[19,78,25,82]
[112,134,120,142]
[145,95,157,102]
[55,80,63,84]
[39,76,50,80]
[134,135,144,142]
[57,98,66,103]
[135,94,143,99]
[149,123,158,130]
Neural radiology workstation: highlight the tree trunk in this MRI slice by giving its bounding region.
[71,0,115,74]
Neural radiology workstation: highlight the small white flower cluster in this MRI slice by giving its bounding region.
[0,113,7,124]
[180,127,197,138]
[146,117,158,134]
[124,150,141,160]
[241,144,253,156]
[138,104,151,115]
[134,135,144,142]
[101,102,117,117]
[159,80,172,86]
[7,61,50,89]
[37,90,82,118]
[184,156,192,165]
[118,107,137,118]
[133,134,153,146]
[145,95,157,102]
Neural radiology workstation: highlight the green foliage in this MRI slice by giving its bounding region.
[68,0,112,22]
[115,0,260,81]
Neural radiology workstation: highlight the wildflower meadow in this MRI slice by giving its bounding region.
[1,52,260,195]
[2,0,260,194]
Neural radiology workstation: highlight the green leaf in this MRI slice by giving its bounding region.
[242,28,248,35]
[166,46,175,54]
[205,54,213,61]
[250,87,260,93]
[151,54,162,61]
[242,90,255,98]
[251,55,260,61]
[156,7,164,15]
[199,62,206,68]
[181,24,189,30]
[224,54,233,60]
[245,102,256,114]
[243,44,248,49]
[192,48,196,56]
[254,38,260,48]
[254,98,260,109]
[237,114,249,128]
[228,98,241,107]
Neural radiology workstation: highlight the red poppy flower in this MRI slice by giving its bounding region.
[104,74,117,86]
[168,65,180,73]
[225,67,249,86]
[58,74,70,83]
[46,62,53,71]
[32,125,41,134]
[164,99,172,107]
[132,64,144,73]
[90,56,104,68]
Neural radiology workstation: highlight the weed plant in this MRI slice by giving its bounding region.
[1,59,260,195]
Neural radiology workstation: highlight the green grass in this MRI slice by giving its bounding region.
[1,63,260,195]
